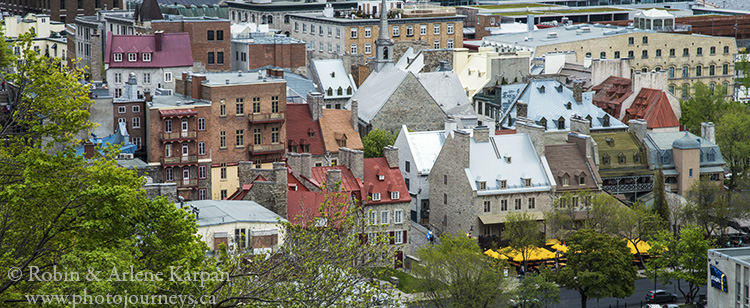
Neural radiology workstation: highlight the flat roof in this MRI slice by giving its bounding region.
[194,71,287,86]
[289,12,465,24]
[709,247,750,266]
[150,94,211,109]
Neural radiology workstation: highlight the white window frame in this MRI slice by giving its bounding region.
[392,25,399,37]
[199,165,206,178]
[372,192,381,201]
[132,117,140,128]
[350,27,357,39]
[164,72,173,83]
[198,118,206,131]
[364,43,372,54]
[118,106,126,113]
[114,72,122,83]
[114,88,122,98]
[118,118,126,124]
[199,189,206,200]
[350,44,357,54]
[364,27,371,38]
[381,210,389,225]
[143,73,151,84]
[394,209,403,224]
[391,191,399,200]
[132,105,140,113]
[420,25,427,35]
[142,52,151,62]
[128,53,137,62]
[433,24,440,34]
[433,40,440,49]
[165,119,172,133]
[447,23,454,34]
[165,167,173,181]
[113,53,122,62]
[406,25,413,36]
[369,211,377,225]
[447,39,454,49]
[394,230,403,244]
[182,166,190,180]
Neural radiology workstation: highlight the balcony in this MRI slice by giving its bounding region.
[177,178,199,188]
[248,112,285,124]
[249,143,285,154]
[161,131,197,142]
[162,155,198,166]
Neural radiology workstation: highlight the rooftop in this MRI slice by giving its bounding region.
[709,247,750,267]
[288,11,464,23]
[625,88,679,129]
[545,142,600,191]
[105,32,193,68]
[180,200,287,227]
[232,32,306,45]
[319,109,363,154]
[363,157,411,206]
[312,59,357,100]
[398,125,449,175]
[286,104,326,156]
[199,70,286,86]
[483,23,668,49]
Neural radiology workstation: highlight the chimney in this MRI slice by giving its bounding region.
[517,119,545,157]
[181,71,189,96]
[701,122,715,144]
[286,152,301,177]
[453,130,471,168]
[570,115,590,135]
[573,80,584,103]
[307,92,324,120]
[444,117,457,137]
[323,3,334,18]
[191,74,206,100]
[90,32,102,81]
[350,149,364,180]
[350,99,359,132]
[326,169,342,191]
[628,119,647,144]
[568,132,593,159]
[300,153,312,179]
[516,101,528,119]
[473,126,489,143]
[154,31,164,52]
[83,141,95,159]
[383,145,399,169]
[125,72,138,100]
[274,68,284,79]
[144,89,152,102]
[273,161,289,218]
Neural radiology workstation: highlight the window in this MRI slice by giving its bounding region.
[710,65,715,76]
[114,53,122,62]
[199,189,206,200]
[525,178,531,187]
[364,27,371,38]
[600,52,606,59]
[164,144,172,157]
[447,39,454,49]
[697,47,703,56]
[669,48,675,57]
[199,142,206,155]
[433,24,440,34]
[132,117,140,129]
[350,44,357,54]
[369,211,377,225]
[405,178,409,190]
[364,43,372,54]
[372,192,381,201]
[118,106,126,113]
[634,153,641,163]
[443,193,447,205]
[219,100,227,116]
[642,36,648,44]
[350,28,357,38]
[628,50,634,58]
[602,154,610,165]
[614,51,620,58]
[128,53,137,62]
[164,72,173,82]
[501,200,508,211]
[723,63,729,75]
[219,163,227,180]
[447,23,454,34]
[689,168,693,178]
[668,85,675,94]
[406,25,413,36]
[710,46,716,55]
[394,230,404,244]
[252,97,261,113]
[303,23,307,32]
[628,37,634,45]
[443,174,447,185]
[236,98,244,115]
[585,52,592,58]
[328,43,332,53]
[131,137,141,149]
[220,190,227,199]
[114,73,122,83]
[118,118,126,125]
[217,52,224,64]
[336,28,340,37]
[132,105,140,113]
[254,128,261,145]
[143,73,151,84]
[433,40,440,49]
[207,30,214,41]
[724,46,730,54]
[683,66,689,78]
[683,48,689,56]
[479,181,486,190]
[271,127,279,143]
[165,167,173,181]
[682,84,689,97]
[656,49,661,57]
[483,201,491,212]
[271,96,279,113]
[319,25,323,35]
[373,209,391,225]
[198,118,205,131]
[669,67,675,78]
[220,131,226,149]
[392,26,399,37]
[562,176,570,186]
[164,119,172,133]
[394,210,403,224]
[236,129,244,147]
[642,50,648,59]
[199,165,207,179]
[696,65,702,77]
[420,24,427,35]
[405,161,410,173]
[500,180,507,189]
[142,52,151,62]
[528,198,535,209]
[294,22,299,32]
[208,52,214,64]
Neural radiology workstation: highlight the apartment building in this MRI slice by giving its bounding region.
[0,0,120,23]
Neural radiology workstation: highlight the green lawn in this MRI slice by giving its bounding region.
[372,267,423,294]
[471,3,555,9]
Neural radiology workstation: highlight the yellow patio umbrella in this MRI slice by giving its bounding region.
[551,243,568,253]
[484,249,508,260]
[546,239,561,246]
[625,239,652,254]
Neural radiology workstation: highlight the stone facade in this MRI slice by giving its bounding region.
[237,162,288,218]
[367,73,446,135]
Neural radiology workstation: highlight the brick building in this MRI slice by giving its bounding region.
[113,73,147,157]
[150,18,231,72]
[0,0,120,23]
[231,32,306,72]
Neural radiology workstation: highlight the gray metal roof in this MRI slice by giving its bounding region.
[400,127,447,175]
[178,200,287,227]
[150,94,211,108]
[116,158,149,169]
[644,131,726,170]
[249,66,317,98]
[468,133,552,194]
[418,70,472,115]
[345,65,409,123]
[312,59,357,100]
[483,24,641,49]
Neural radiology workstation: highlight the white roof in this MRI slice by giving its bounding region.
[418,70,472,116]
[489,22,539,36]
[467,133,552,194]
[180,200,287,227]
[636,8,674,18]
[231,22,270,36]
[312,59,357,99]
[401,128,447,175]
[395,47,425,74]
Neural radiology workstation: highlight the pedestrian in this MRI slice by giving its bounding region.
[2,80,6,91]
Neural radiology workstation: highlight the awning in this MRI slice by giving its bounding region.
[159,108,197,118]
[700,166,725,174]
[662,169,679,176]
[479,211,545,225]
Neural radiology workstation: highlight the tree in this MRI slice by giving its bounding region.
[516,269,560,308]
[362,129,396,158]
[413,234,511,308]
[682,178,734,238]
[653,169,670,223]
[552,229,636,308]
[736,52,750,98]
[716,103,750,192]
[504,212,544,272]
[614,202,665,267]
[679,82,728,134]
[646,225,712,304]
[544,190,596,239]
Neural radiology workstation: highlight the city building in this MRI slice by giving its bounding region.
[590,120,652,200]
[309,59,358,107]
[3,14,67,61]
[227,1,359,36]
[483,19,738,97]
[706,247,750,308]
[104,32,194,98]
[453,47,532,100]
[545,132,603,197]
[113,73,147,157]
[0,0,121,23]
[231,32,307,72]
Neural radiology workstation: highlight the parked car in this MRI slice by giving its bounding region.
[645,290,678,304]
[642,305,661,308]
[662,304,680,308]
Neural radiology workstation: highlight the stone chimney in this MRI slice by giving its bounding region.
[516,101,528,119]
[628,119,647,144]
[632,69,668,94]
[124,73,138,101]
[701,122,715,144]
[154,31,164,52]
[350,99,359,132]
[473,126,489,143]
[340,148,364,180]
[300,153,312,179]
[307,92,324,120]
[454,130,471,168]
[144,89,152,102]
[444,117,458,137]
[273,161,288,218]
[570,115,590,135]
[383,145,399,168]
[83,141,95,159]
[568,132,593,159]
[517,119,545,157]
[326,169,342,191]
[191,74,206,100]
[573,80,584,103]
[90,32,102,81]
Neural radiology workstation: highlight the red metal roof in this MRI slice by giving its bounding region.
[287,190,352,226]
[308,165,362,192]
[494,129,516,135]
[286,104,326,155]
[159,108,197,118]
[362,157,411,206]
[105,32,193,68]
[591,76,633,118]
[625,88,680,129]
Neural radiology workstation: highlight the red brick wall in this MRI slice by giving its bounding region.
[112,101,146,151]
[246,42,307,70]
[151,20,232,71]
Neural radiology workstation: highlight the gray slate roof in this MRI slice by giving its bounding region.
[249,66,317,98]
[312,59,357,100]
[418,70,472,115]
[344,65,409,123]
[179,200,287,227]
[644,131,726,170]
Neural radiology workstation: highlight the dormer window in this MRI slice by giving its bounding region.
[499,180,507,189]
[562,176,570,186]
[606,137,615,147]
[618,152,626,164]
[538,85,545,93]
[114,53,123,62]
[524,178,531,187]
[556,85,564,93]
[633,153,641,163]
[346,86,352,95]
[372,192,381,201]
[579,176,586,185]
[565,102,572,110]
[603,114,610,127]
[391,191,399,199]
[378,175,385,181]
[142,52,151,62]
[602,153,610,165]
[128,53,137,62]
[707,149,716,161]
[337,87,343,96]
[331,71,335,77]
[327,87,333,96]
[557,117,565,129]
[479,181,486,190]
[505,156,511,164]
[585,115,593,127]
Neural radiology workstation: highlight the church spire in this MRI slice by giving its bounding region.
[374,0,394,72]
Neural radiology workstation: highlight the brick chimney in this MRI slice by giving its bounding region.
[191,74,206,100]
[83,141,95,159]
[573,80,584,103]
[383,145,399,168]
[350,99,359,132]
[144,89,152,102]
[307,92,324,120]
[154,31,163,52]
[516,101,528,119]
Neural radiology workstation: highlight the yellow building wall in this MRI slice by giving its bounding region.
[212,165,239,200]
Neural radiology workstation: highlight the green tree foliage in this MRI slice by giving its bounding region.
[736,52,750,98]
[552,229,636,308]
[679,82,728,134]
[544,190,595,239]
[614,203,665,267]
[516,269,560,308]
[414,234,511,308]
[504,212,544,271]
[716,103,750,192]
[363,129,396,158]
[646,225,712,304]
[653,169,670,223]
[203,189,397,307]
[682,178,734,238]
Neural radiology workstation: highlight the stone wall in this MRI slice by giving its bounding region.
[369,73,445,135]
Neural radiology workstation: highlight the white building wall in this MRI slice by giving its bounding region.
[198,221,285,252]
[107,66,193,97]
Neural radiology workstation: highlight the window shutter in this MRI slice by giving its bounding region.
[389,231,395,245]
[403,230,407,243]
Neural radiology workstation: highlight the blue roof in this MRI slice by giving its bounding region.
[74,122,137,157]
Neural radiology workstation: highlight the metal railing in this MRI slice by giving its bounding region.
[162,155,198,165]
[161,131,197,141]
[248,112,285,123]
[249,143,285,153]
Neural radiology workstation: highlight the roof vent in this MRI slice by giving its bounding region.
[225,78,230,84]
[547,32,558,39]
[581,26,591,33]
[238,71,242,77]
